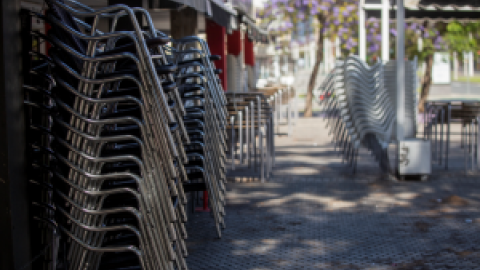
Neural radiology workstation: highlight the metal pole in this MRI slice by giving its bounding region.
[424,102,428,139]
[359,1,366,61]
[265,121,270,179]
[472,119,475,170]
[396,0,406,143]
[288,87,292,137]
[231,116,235,170]
[274,93,278,134]
[446,103,451,169]
[278,90,283,127]
[239,111,243,164]
[433,110,438,160]
[464,123,468,173]
[257,94,263,171]
[381,0,390,62]
[251,101,256,171]
[477,117,480,170]
[257,96,262,143]
[271,111,276,167]
[439,109,444,164]
[245,106,249,166]
[294,88,298,124]
[260,128,265,183]
[267,119,271,177]
[276,91,279,128]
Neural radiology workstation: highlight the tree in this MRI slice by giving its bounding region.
[365,19,448,112]
[400,22,480,112]
[444,21,480,79]
[259,0,359,117]
[406,24,448,112]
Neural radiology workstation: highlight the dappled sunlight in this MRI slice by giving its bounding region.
[188,117,480,269]
[186,177,480,269]
[254,193,349,207]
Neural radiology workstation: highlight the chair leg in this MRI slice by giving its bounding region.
[439,109,444,165]
[464,123,468,174]
[445,104,451,170]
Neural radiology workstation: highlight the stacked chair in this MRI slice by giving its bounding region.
[320,64,356,168]
[22,0,228,269]
[319,56,396,174]
[226,92,274,181]
[384,59,418,138]
[173,37,228,236]
[270,86,297,136]
[423,102,447,168]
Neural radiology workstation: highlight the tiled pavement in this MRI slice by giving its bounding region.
[186,117,480,270]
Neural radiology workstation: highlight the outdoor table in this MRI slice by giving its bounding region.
[425,98,480,170]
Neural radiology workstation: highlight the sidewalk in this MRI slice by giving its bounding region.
[186,116,480,270]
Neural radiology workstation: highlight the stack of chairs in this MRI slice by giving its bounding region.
[226,92,274,181]
[319,56,396,174]
[321,61,363,172]
[423,102,447,167]
[174,37,228,237]
[22,0,228,269]
[320,64,354,164]
[271,86,296,136]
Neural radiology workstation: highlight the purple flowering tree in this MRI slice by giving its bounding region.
[367,20,449,112]
[403,23,448,112]
[259,0,359,117]
[365,17,382,64]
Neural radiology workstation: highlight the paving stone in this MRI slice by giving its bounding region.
[186,176,480,269]
[187,117,480,269]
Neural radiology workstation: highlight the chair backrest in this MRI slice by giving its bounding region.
[46,0,87,55]
[452,103,480,120]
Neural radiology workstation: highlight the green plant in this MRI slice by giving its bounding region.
[259,0,359,117]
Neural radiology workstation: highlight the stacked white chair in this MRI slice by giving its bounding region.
[320,56,398,173]
[383,59,418,139]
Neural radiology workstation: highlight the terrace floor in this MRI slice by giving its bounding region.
[186,116,480,270]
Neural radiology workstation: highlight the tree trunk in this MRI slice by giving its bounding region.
[418,54,433,113]
[304,23,325,117]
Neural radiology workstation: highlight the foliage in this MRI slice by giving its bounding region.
[258,0,361,117]
[364,19,448,63]
[363,19,480,63]
[454,75,480,84]
[258,0,359,55]
[444,21,480,61]
[404,23,448,62]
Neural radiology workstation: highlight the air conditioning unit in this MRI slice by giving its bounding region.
[398,139,431,180]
